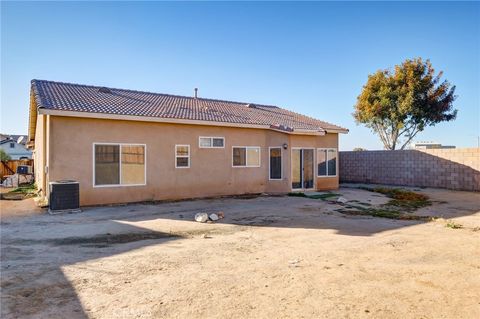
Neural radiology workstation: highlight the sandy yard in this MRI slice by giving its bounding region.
[1,186,479,319]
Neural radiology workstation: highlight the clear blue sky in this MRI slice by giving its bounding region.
[1,1,479,150]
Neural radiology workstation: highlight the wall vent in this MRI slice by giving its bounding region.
[98,87,112,94]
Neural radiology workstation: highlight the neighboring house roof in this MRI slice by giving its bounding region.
[30,79,348,137]
[0,139,14,145]
[0,137,33,159]
[0,134,28,145]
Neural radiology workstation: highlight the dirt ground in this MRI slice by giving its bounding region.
[1,186,479,319]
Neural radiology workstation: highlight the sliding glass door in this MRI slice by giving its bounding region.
[291,148,314,190]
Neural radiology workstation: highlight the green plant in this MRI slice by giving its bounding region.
[445,221,463,229]
[361,187,431,211]
[336,208,431,221]
[307,193,340,200]
[288,192,341,200]
[354,58,457,150]
[9,183,37,196]
[288,192,307,197]
[0,149,11,161]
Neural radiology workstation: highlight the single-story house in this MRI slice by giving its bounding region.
[27,79,348,206]
[0,134,32,160]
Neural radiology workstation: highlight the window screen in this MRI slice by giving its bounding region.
[233,147,246,166]
[246,148,260,166]
[317,149,327,176]
[269,148,282,179]
[199,137,212,148]
[94,144,145,186]
[121,145,145,184]
[175,145,190,168]
[199,137,224,148]
[317,148,336,176]
[95,144,120,185]
[212,138,224,147]
[233,147,260,167]
[327,149,337,176]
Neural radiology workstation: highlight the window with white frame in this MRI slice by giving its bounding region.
[269,147,282,179]
[175,145,190,168]
[233,147,260,167]
[94,143,146,186]
[317,148,337,176]
[199,137,224,148]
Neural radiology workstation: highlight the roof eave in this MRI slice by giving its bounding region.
[27,82,41,146]
[38,109,334,136]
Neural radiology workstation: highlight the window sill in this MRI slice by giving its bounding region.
[93,183,146,188]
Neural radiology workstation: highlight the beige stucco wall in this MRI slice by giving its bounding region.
[33,114,47,197]
[44,116,339,206]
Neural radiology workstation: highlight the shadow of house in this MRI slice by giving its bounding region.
[339,149,480,192]
[64,190,480,238]
[111,197,429,237]
[2,187,479,317]
[0,217,182,319]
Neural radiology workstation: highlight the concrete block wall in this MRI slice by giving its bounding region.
[339,148,480,191]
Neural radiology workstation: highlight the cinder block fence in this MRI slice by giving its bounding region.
[339,148,480,191]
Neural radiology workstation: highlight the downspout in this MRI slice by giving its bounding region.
[42,114,47,201]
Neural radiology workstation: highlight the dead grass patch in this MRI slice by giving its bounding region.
[445,221,463,229]
[288,192,340,200]
[336,208,432,221]
[360,187,431,211]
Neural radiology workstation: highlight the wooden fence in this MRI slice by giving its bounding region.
[0,159,34,179]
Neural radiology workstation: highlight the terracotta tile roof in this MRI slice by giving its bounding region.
[31,80,347,133]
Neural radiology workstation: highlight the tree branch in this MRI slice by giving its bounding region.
[400,126,421,150]
[373,122,390,149]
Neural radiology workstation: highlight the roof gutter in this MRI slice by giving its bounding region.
[325,128,349,134]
